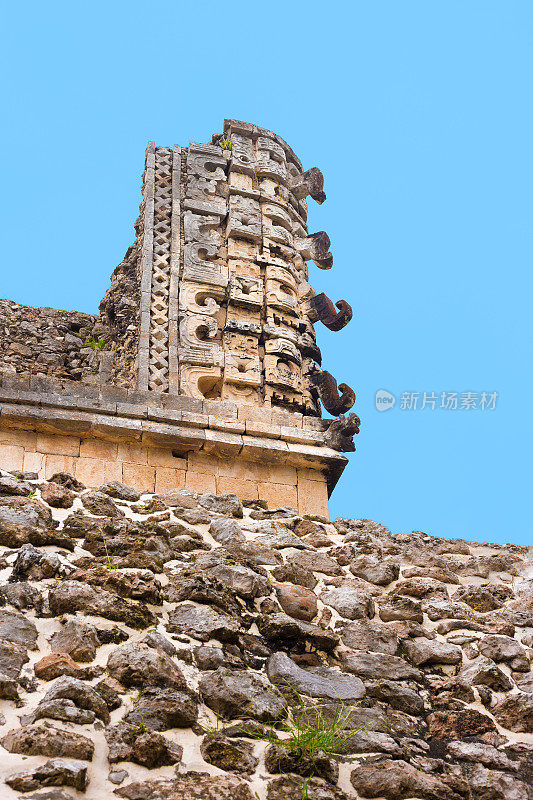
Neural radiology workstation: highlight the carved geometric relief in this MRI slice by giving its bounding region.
[265,265,299,314]
[256,136,287,182]
[180,365,223,400]
[228,275,263,309]
[184,211,223,247]
[264,337,302,365]
[227,196,262,242]
[264,354,302,391]
[261,202,293,246]
[150,120,343,414]
[178,282,226,317]
[148,147,173,392]
[230,133,256,175]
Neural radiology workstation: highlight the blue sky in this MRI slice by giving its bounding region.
[1,2,532,545]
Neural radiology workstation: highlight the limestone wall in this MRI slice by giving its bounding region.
[0,428,329,518]
[0,468,531,799]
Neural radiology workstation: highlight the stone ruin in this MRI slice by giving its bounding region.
[0,120,531,799]
[0,119,362,519]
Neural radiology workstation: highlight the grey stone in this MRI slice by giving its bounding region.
[0,609,38,648]
[271,563,318,589]
[41,676,110,723]
[168,603,240,643]
[467,764,529,800]
[288,550,341,575]
[339,619,399,655]
[210,563,271,599]
[267,652,365,700]
[256,531,314,549]
[48,580,155,629]
[9,543,64,581]
[0,669,19,698]
[226,540,284,566]
[447,740,518,771]
[460,657,514,691]
[115,775,255,800]
[364,679,425,715]
[99,481,141,501]
[81,490,124,517]
[107,642,187,689]
[123,686,198,730]
[0,474,33,496]
[1,723,94,760]
[0,496,72,549]
[109,770,129,785]
[350,759,466,800]
[199,668,286,721]
[6,758,88,792]
[379,595,423,623]
[198,492,244,518]
[0,581,43,609]
[0,636,29,678]
[30,698,96,725]
[143,630,178,656]
[349,555,400,585]
[105,723,182,768]
[209,517,246,545]
[403,638,462,666]
[342,650,423,681]
[478,634,530,672]
[321,586,374,620]
[50,619,99,662]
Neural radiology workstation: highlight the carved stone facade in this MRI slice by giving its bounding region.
[130,120,355,421]
[0,120,359,516]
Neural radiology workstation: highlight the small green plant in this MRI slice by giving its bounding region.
[219,135,233,151]
[12,694,23,708]
[83,335,105,351]
[202,711,225,735]
[27,492,37,499]
[101,535,118,570]
[130,712,148,739]
[245,688,367,799]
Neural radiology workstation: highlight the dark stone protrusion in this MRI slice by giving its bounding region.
[309,369,356,415]
[323,412,361,452]
[309,293,353,331]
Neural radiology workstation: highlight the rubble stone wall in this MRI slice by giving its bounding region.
[0,468,530,799]
[0,300,104,383]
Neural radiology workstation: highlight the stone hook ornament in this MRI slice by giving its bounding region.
[308,293,353,332]
[309,368,356,415]
[294,232,333,270]
[323,412,361,452]
[288,167,326,204]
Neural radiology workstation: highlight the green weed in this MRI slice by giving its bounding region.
[83,335,105,350]
[219,135,233,151]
